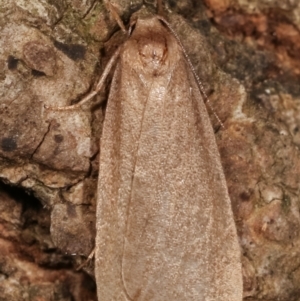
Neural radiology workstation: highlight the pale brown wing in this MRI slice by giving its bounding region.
[95,17,242,301]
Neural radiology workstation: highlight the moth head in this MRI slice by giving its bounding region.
[131,17,170,76]
[138,34,167,74]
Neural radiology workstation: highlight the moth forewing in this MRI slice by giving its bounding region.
[95,14,242,301]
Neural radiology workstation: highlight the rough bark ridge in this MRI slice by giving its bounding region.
[0,0,300,300]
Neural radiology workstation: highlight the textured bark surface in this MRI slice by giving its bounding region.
[0,182,96,300]
[0,0,300,300]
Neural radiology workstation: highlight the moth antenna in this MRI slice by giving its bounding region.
[45,47,121,111]
[157,0,165,17]
[157,16,224,128]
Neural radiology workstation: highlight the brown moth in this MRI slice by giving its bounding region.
[50,3,243,301]
[94,7,243,301]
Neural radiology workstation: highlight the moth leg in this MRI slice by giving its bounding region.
[45,47,121,111]
[104,1,126,33]
[76,248,95,271]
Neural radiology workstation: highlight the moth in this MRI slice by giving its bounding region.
[52,3,243,301]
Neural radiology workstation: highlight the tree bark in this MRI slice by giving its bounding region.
[0,0,300,300]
